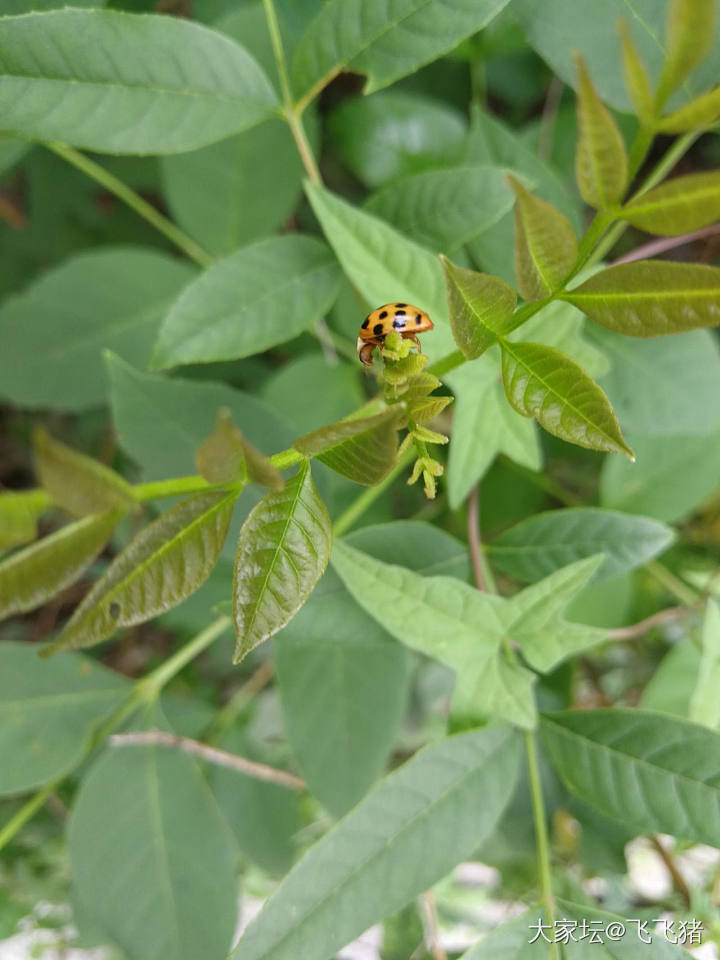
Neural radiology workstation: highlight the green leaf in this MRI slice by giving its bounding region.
[233,460,332,663]
[658,85,720,131]
[561,900,697,958]
[46,491,236,655]
[0,511,122,621]
[690,600,720,728]
[657,0,715,106]
[365,165,514,252]
[0,489,50,551]
[446,355,540,510]
[329,91,467,189]
[489,508,675,584]
[508,175,577,301]
[291,0,511,104]
[458,910,552,959]
[69,737,238,960]
[642,640,702,717]
[0,642,128,796]
[106,354,294,482]
[622,171,720,236]
[574,55,628,209]
[34,427,137,517]
[565,261,720,336]
[153,235,340,368]
[230,726,521,960]
[0,9,277,154]
[304,181,456,358]
[441,257,517,359]
[195,408,283,489]
[618,19,654,121]
[294,408,402,486]
[0,248,195,411]
[500,340,634,458]
[276,521,466,816]
[601,428,720,522]
[542,708,720,847]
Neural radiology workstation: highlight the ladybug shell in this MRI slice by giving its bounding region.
[358,303,433,342]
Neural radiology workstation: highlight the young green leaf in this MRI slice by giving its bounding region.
[489,508,675,584]
[45,492,237,655]
[622,171,720,236]
[563,261,720,336]
[507,174,577,301]
[574,55,628,209]
[0,642,128,796]
[441,256,517,358]
[233,460,332,663]
[195,408,283,490]
[500,340,634,458]
[0,511,122,621]
[291,0,511,106]
[618,19,654,122]
[294,408,403,486]
[34,428,138,517]
[230,726,521,960]
[542,709,720,847]
[689,600,720,728]
[658,85,720,132]
[0,489,50,551]
[656,0,715,107]
[0,10,277,154]
[152,235,340,368]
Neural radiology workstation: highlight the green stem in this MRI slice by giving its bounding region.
[646,560,700,607]
[0,781,58,853]
[135,476,231,503]
[47,142,212,268]
[138,616,231,699]
[525,730,559,960]
[334,453,412,536]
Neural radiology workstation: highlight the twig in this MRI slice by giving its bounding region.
[467,486,488,593]
[537,76,564,162]
[612,224,720,265]
[650,835,691,909]
[313,317,339,365]
[421,891,447,960]
[207,659,275,743]
[606,606,690,641]
[109,730,305,790]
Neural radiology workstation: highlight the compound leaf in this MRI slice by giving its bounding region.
[441,257,517,359]
[294,408,402,485]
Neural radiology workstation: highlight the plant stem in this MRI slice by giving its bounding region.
[206,659,275,744]
[134,475,230,503]
[0,781,58,853]
[47,142,212,268]
[646,560,701,607]
[525,730,559,960]
[333,453,412,536]
[138,616,231,699]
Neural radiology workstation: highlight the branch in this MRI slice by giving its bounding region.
[109,730,305,791]
[650,834,691,909]
[421,891,447,960]
[612,224,720,265]
[606,606,690,641]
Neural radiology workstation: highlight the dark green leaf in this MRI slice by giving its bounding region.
[0,642,128,796]
[489,508,675,584]
[233,460,331,662]
[500,340,634,458]
[231,726,521,960]
[564,261,720,336]
[441,257,517,359]
[69,739,238,960]
[508,174,577,301]
[34,427,137,517]
[46,491,236,654]
[294,408,402,485]
[542,709,720,846]
[622,171,720,235]
[0,489,50,551]
[0,511,122,621]
[574,55,628,209]
[458,910,549,959]
[0,9,277,154]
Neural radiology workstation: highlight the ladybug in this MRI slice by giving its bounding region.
[357,303,434,366]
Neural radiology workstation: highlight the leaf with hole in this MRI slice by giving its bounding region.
[294,408,402,486]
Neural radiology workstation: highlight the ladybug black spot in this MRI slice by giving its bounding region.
[395,302,407,308]
[415,314,423,324]
[379,310,388,319]
[361,317,369,329]
[373,323,384,335]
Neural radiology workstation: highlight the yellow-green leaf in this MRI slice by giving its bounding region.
[294,408,403,485]
[574,55,628,210]
[441,255,517,358]
[658,86,720,132]
[623,171,720,236]
[0,489,50,551]
[44,491,236,655]
[0,511,122,620]
[233,461,332,662]
[500,340,633,458]
[563,260,720,336]
[194,408,283,490]
[508,174,577,301]
[34,428,138,517]
[618,19,654,122]
[657,0,715,107]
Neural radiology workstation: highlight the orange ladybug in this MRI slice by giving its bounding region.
[357,302,434,366]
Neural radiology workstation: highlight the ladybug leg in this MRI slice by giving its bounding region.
[407,334,422,353]
[358,341,377,366]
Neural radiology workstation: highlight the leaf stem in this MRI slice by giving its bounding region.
[138,615,231,699]
[525,730,559,960]
[0,780,58,853]
[47,142,212,268]
[645,560,701,607]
